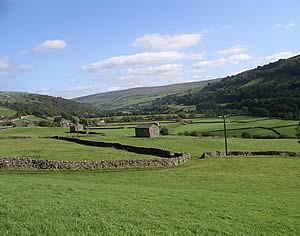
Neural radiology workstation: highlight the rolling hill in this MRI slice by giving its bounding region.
[1,55,299,119]
[73,80,219,111]
[146,55,300,118]
[0,91,98,118]
[74,55,300,118]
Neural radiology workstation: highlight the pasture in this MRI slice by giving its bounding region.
[0,106,16,117]
[0,116,299,235]
[0,158,299,235]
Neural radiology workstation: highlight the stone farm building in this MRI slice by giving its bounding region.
[135,123,160,138]
[70,123,84,133]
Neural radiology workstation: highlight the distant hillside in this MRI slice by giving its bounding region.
[73,80,218,111]
[0,92,98,118]
[147,55,300,119]
[2,55,299,119]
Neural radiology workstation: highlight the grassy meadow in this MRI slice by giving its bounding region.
[0,157,299,235]
[0,116,299,235]
[0,138,156,160]
[0,106,16,117]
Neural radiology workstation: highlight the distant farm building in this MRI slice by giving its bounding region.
[135,123,160,138]
[70,123,84,133]
[96,119,106,126]
[59,119,70,128]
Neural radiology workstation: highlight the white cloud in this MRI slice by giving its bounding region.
[192,75,215,81]
[0,57,32,78]
[119,64,184,85]
[276,23,296,29]
[286,23,296,29]
[121,64,183,80]
[34,39,67,52]
[82,51,202,72]
[131,33,202,50]
[125,64,182,77]
[217,45,247,55]
[195,58,227,68]
[228,54,251,63]
[265,51,299,62]
[32,88,50,95]
[194,53,251,69]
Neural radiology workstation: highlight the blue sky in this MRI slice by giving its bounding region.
[0,0,299,98]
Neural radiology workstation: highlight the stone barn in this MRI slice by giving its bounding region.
[135,123,160,138]
[70,123,84,133]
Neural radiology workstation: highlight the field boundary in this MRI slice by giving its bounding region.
[48,136,183,158]
[0,136,32,139]
[0,154,191,170]
[201,151,300,158]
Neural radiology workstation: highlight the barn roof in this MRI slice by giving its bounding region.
[136,123,159,129]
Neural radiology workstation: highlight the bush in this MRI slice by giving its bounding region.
[241,132,252,138]
[160,127,169,135]
[38,120,54,127]
[253,134,277,139]
[190,131,200,137]
[201,132,212,137]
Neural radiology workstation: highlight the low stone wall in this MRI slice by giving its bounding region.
[201,151,300,159]
[0,154,191,170]
[49,136,181,158]
[0,136,32,139]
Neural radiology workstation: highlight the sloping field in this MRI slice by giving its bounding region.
[167,117,298,138]
[0,106,16,117]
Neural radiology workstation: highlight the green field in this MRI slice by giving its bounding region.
[165,117,298,138]
[1,125,299,158]
[1,117,299,235]
[1,157,299,235]
[0,138,156,160]
[0,106,16,117]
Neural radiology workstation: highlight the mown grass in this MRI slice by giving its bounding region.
[0,138,156,160]
[0,157,299,235]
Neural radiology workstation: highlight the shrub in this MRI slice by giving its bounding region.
[38,120,54,127]
[241,132,252,138]
[201,132,212,137]
[253,134,277,139]
[190,131,201,137]
[160,127,169,135]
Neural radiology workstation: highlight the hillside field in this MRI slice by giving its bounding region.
[0,106,16,117]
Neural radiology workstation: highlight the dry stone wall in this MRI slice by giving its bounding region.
[49,136,181,158]
[201,151,300,158]
[0,154,191,170]
[0,136,191,170]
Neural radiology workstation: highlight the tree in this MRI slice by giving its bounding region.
[241,132,252,139]
[38,120,54,127]
[160,127,169,135]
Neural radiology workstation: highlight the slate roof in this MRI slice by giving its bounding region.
[136,123,159,129]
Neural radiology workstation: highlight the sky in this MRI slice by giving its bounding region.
[0,0,299,98]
